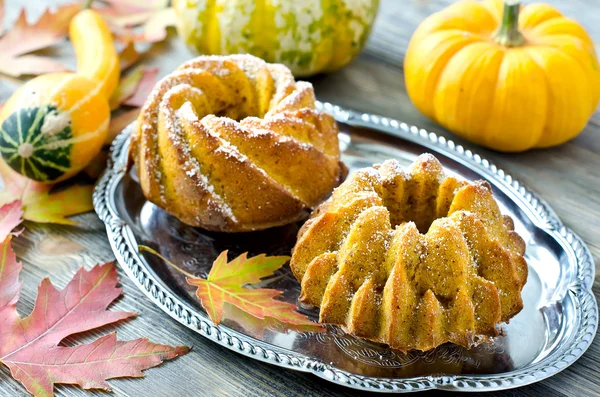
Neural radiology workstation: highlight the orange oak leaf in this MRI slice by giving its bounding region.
[0,200,22,241]
[0,3,79,77]
[141,247,322,328]
[0,160,93,225]
[0,239,189,397]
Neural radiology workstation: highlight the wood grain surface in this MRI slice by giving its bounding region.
[1,1,599,396]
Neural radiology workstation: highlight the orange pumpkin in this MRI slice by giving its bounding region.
[404,0,600,152]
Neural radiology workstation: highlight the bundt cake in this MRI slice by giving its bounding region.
[130,55,346,232]
[290,154,527,352]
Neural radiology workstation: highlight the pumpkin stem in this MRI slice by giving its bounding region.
[493,1,525,47]
[82,0,93,10]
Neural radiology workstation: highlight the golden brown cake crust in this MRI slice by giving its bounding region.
[290,154,528,352]
[130,55,345,232]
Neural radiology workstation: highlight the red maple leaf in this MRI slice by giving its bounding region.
[0,200,22,241]
[0,237,189,397]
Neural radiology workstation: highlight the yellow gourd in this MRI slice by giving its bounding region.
[404,0,600,152]
[0,8,119,182]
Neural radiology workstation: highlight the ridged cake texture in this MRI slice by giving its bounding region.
[290,154,527,352]
[131,54,345,232]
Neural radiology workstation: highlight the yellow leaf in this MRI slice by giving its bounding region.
[24,185,94,225]
[141,246,323,330]
[0,160,93,225]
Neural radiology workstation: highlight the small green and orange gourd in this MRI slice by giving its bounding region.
[405,0,600,152]
[0,6,119,183]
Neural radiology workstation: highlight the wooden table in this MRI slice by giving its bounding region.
[1,1,598,396]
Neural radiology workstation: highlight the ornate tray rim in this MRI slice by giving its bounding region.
[93,102,598,393]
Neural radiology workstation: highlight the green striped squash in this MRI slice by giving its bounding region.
[173,0,379,77]
[0,105,73,182]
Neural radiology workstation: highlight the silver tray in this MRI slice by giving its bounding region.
[93,102,598,393]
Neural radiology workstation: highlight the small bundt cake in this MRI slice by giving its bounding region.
[290,154,527,352]
[130,55,345,232]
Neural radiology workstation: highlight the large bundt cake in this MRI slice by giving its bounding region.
[130,55,346,232]
[290,154,527,352]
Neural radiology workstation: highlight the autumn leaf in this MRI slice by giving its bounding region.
[119,41,141,71]
[0,4,79,77]
[0,160,93,225]
[141,247,322,329]
[0,200,22,241]
[98,0,175,44]
[1,55,70,77]
[24,184,94,224]
[140,8,177,43]
[0,238,189,397]
[0,236,21,310]
[122,66,159,107]
[110,65,158,110]
[100,0,169,26]
[110,65,145,109]
[107,108,140,144]
[0,0,5,33]
[223,304,324,340]
[106,65,157,144]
